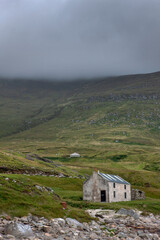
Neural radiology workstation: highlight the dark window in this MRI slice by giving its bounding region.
[113,183,116,188]
[113,191,116,198]
[124,192,127,199]
[101,190,106,202]
[124,185,126,189]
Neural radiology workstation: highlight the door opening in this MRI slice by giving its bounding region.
[101,190,106,202]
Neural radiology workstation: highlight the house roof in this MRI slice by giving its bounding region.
[70,152,80,157]
[70,152,80,156]
[98,171,130,185]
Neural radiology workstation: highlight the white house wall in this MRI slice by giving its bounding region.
[108,182,131,202]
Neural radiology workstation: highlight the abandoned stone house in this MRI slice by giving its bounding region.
[83,170,131,203]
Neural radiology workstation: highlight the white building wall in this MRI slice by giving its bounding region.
[108,182,131,202]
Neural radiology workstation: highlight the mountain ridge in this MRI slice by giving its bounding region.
[0,71,160,140]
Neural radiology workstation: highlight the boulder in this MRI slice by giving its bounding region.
[35,185,43,191]
[89,232,98,239]
[4,235,15,239]
[117,232,127,238]
[66,218,84,230]
[25,154,34,161]
[4,222,34,238]
[116,208,139,219]
[45,187,54,193]
[53,218,65,227]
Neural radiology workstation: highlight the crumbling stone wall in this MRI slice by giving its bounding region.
[131,189,145,200]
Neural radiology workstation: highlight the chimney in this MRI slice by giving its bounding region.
[93,168,99,176]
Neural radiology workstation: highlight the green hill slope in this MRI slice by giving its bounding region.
[0,72,159,174]
[1,72,160,136]
[0,72,160,216]
[1,72,160,154]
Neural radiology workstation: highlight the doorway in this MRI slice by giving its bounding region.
[101,190,106,202]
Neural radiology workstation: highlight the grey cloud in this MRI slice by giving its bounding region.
[0,0,160,79]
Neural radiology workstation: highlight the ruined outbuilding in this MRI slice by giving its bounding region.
[131,189,145,200]
[83,170,131,203]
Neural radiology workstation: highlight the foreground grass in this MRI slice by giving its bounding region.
[0,174,93,222]
[66,198,160,215]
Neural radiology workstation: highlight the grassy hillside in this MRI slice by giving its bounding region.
[0,173,93,221]
[0,173,159,219]
[0,72,160,217]
[1,72,160,169]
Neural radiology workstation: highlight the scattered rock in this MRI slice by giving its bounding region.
[4,222,34,238]
[45,187,54,193]
[58,173,65,178]
[66,218,84,230]
[25,154,34,161]
[53,218,65,227]
[0,210,159,239]
[89,232,98,239]
[5,234,16,239]
[4,216,11,221]
[42,225,51,233]
[25,154,52,163]
[20,216,28,222]
[35,185,43,191]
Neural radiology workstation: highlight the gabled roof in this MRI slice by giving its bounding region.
[98,171,130,185]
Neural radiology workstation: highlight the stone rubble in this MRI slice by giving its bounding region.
[0,209,159,239]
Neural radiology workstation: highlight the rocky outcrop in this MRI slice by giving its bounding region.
[86,209,160,239]
[116,208,139,219]
[25,154,52,163]
[4,222,33,238]
[0,210,159,239]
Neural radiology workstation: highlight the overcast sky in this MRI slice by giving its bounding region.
[0,0,160,79]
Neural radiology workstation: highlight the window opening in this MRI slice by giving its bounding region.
[113,191,116,198]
